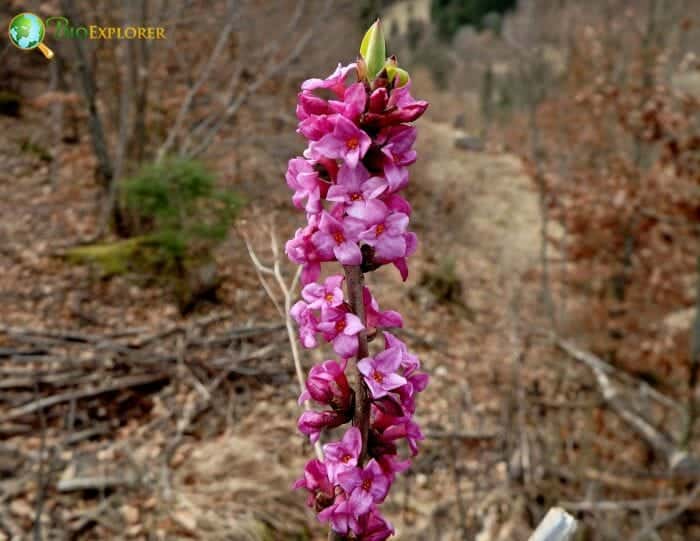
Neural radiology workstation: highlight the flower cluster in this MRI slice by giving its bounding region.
[285,24,428,541]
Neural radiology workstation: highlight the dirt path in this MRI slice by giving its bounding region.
[421,119,540,276]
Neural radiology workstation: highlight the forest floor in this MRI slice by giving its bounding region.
[0,86,549,541]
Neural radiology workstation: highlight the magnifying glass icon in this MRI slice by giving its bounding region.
[8,13,54,60]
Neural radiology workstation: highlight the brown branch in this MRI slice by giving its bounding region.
[343,265,371,463]
[557,338,700,474]
[630,483,700,541]
[560,488,700,512]
[3,372,168,422]
[424,429,500,441]
[33,380,47,541]
[329,266,372,541]
[682,254,700,446]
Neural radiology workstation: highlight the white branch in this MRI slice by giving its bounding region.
[242,229,322,461]
[528,508,577,541]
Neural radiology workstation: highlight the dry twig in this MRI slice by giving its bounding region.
[242,227,323,461]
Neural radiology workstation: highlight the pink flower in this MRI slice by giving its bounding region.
[290,301,318,348]
[285,216,330,285]
[296,91,331,120]
[312,115,371,167]
[392,231,418,281]
[359,212,410,263]
[312,211,365,265]
[337,459,391,515]
[368,87,388,114]
[378,125,417,166]
[385,81,429,124]
[317,307,364,358]
[318,493,355,535]
[301,274,345,315]
[329,82,367,121]
[376,453,411,482]
[383,332,419,375]
[293,459,334,510]
[364,287,403,330]
[362,81,428,128]
[393,375,428,417]
[358,347,408,399]
[298,114,335,141]
[327,164,388,224]
[298,410,349,444]
[286,157,322,213]
[299,359,353,412]
[356,506,394,541]
[383,163,409,192]
[383,193,412,216]
[301,62,356,98]
[377,125,417,192]
[376,414,424,456]
[324,426,362,483]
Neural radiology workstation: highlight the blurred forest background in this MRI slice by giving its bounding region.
[1,0,700,539]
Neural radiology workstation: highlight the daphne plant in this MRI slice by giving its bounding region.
[285,20,428,540]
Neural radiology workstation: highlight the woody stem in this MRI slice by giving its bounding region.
[344,264,371,464]
[328,264,371,541]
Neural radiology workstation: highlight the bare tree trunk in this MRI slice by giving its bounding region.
[60,0,119,234]
[60,0,114,191]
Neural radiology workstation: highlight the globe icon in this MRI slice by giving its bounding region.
[8,12,53,58]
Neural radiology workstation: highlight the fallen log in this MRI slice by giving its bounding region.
[3,372,169,422]
[557,338,700,475]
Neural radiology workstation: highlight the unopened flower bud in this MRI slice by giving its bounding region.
[360,19,386,82]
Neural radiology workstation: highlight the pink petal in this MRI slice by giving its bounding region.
[311,231,336,259]
[383,372,408,390]
[337,469,362,494]
[343,313,364,335]
[347,199,389,225]
[334,241,362,265]
[386,212,409,234]
[393,258,409,281]
[357,357,374,377]
[378,310,403,328]
[375,347,403,373]
[333,333,358,358]
[325,274,345,290]
[375,234,406,262]
[348,487,373,516]
[343,426,362,456]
